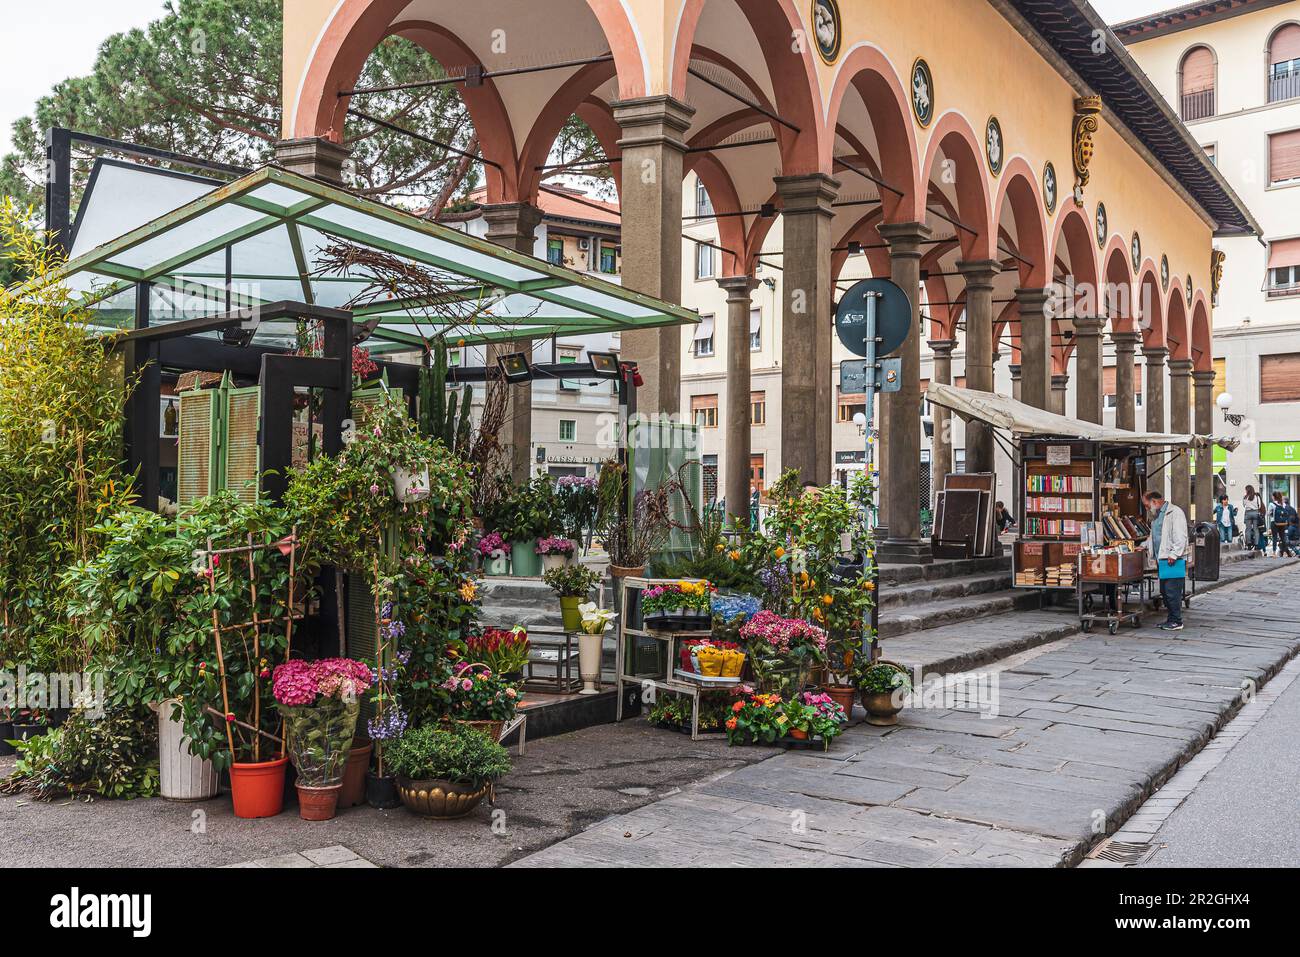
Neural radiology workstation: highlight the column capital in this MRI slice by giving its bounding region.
[1110,330,1142,349]
[1051,373,1070,388]
[1015,286,1052,309]
[878,221,932,257]
[716,275,760,300]
[955,259,1001,288]
[1008,363,1022,379]
[1142,345,1170,365]
[612,95,695,150]
[481,202,544,251]
[1191,369,1216,386]
[774,173,840,216]
[927,338,958,357]
[1168,357,1195,375]
[1072,316,1106,336]
[274,137,351,185]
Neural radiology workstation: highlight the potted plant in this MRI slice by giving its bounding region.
[556,474,599,554]
[740,611,828,697]
[855,661,912,726]
[272,658,372,821]
[642,580,714,631]
[543,564,602,631]
[594,462,684,578]
[440,661,521,742]
[724,692,788,745]
[537,536,575,571]
[339,734,373,810]
[154,699,220,801]
[11,708,48,743]
[577,601,617,695]
[0,708,14,757]
[386,723,511,819]
[364,705,407,809]
[466,627,531,680]
[797,691,848,749]
[477,532,510,575]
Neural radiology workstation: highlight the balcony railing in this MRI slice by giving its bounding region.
[1270,70,1300,103]
[1267,282,1300,299]
[1181,87,1216,121]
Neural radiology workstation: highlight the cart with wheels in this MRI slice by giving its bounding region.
[1077,548,1146,634]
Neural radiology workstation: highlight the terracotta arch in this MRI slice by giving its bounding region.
[1191,294,1212,371]
[824,44,920,222]
[1050,205,1101,339]
[1136,262,1166,348]
[689,156,749,277]
[290,0,647,141]
[391,21,521,202]
[673,0,826,175]
[1101,235,1135,332]
[993,299,1021,364]
[917,112,994,259]
[992,157,1049,287]
[1166,288,1191,361]
[516,59,620,201]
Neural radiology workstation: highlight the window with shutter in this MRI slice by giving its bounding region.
[1260,353,1300,403]
[224,386,261,503]
[1179,46,1216,120]
[1270,24,1300,102]
[1269,130,1300,184]
[691,394,718,428]
[177,389,220,507]
[1213,357,1227,401]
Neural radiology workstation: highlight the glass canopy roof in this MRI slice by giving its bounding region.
[55,162,697,352]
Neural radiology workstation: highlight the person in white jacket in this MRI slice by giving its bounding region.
[1144,489,1188,630]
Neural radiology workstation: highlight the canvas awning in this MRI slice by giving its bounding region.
[42,161,698,354]
[924,382,1239,451]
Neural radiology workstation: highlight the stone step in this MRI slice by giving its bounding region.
[877,588,1041,639]
[878,553,1010,586]
[878,569,1013,608]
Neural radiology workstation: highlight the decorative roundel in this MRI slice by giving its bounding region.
[812,0,842,64]
[1131,232,1142,272]
[985,116,1004,176]
[910,58,935,127]
[1161,254,1170,291]
[1187,275,1194,306]
[1095,202,1108,248]
[1043,162,1058,214]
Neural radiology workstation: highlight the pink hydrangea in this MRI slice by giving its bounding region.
[272,660,317,707]
[272,657,373,707]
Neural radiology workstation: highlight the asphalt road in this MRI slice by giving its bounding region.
[1140,659,1300,867]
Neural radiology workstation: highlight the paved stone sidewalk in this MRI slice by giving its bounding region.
[223,845,379,868]
[513,562,1300,868]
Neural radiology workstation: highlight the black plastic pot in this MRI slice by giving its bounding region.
[0,721,14,756]
[366,772,401,809]
[46,708,70,728]
[11,722,47,743]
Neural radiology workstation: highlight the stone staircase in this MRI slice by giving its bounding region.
[876,554,1043,639]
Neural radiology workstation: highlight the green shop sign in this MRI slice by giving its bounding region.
[1259,441,1300,473]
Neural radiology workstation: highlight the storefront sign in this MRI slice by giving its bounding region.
[1259,440,1300,474]
[1046,445,1072,466]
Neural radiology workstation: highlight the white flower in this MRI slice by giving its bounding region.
[578,601,617,634]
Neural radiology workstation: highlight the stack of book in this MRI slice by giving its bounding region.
[1015,567,1045,586]
[1044,562,1076,588]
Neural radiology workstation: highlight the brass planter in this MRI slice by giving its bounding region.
[396,776,490,819]
[860,691,902,726]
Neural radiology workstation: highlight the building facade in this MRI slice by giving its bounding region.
[1118,0,1300,506]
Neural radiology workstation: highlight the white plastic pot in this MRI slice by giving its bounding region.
[155,700,219,801]
[392,467,431,503]
[541,553,570,572]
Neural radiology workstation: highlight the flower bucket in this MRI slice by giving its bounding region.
[339,741,373,809]
[280,698,360,789]
[484,554,510,576]
[393,466,431,504]
[296,783,342,821]
[542,553,569,573]
[560,595,583,632]
[229,755,289,819]
[156,699,219,801]
[510,540,542,577]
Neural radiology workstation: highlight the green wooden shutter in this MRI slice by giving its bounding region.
[224,386,261,502]
[177,389,220,507]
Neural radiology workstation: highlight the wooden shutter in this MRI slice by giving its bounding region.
[1270,130,1300,183]
[224,386,261,503]
[1261,353,1300,403]
[177,390,220,507]
[1271,24,1300,64]
[1181,46,1214,94]
[1213,357,1227,400]
[1103,366,1117,396]
[1268,237,1300,269]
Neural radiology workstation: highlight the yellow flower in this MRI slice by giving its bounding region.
[822,594,834,606]
[728,550,740,560]
[774,546,786,559]
[459,580,478,602]
[715,543,725,553]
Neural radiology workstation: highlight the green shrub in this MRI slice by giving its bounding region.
[383,723,511,785]
[2,705,159,800]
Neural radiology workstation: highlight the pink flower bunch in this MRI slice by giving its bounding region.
[536,536,574,555]
[478,531,507,558]
[272,658,373,707]
[739,611,828,656]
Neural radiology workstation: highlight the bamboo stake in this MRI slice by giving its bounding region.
[204,707,281,746]
[246,533,262,763]
[206,538,237,759]
[281,528,297,757]
[373,552,384,778]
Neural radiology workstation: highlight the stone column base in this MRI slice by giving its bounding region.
[877,538,934,565]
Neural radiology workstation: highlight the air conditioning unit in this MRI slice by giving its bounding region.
[577,238,589,250]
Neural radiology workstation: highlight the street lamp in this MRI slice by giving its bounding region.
[1217,391,1244,427]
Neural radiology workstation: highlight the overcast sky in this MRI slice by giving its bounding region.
[0,0,1181,158]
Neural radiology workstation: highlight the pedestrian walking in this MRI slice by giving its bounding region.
[1214,495,1237,549]
[1243,485,1265,554]
[1145,489,1189,631]
[1270,492,1295,557]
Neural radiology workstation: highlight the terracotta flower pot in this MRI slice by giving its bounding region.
[339,741,373,809]
[860,690,903,727]
[789,728,810,740]
[229,755,289,819]
[296,783,342,821]
[396,776,490,819]
[824,684,857,719]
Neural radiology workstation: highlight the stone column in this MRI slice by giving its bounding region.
[482,202,545,483]
[878,222,933,564]
[1193,369,1216,523]
[718,275,759,526]
[1016,288,1052,410]
[929,339,956,506]
[1112,330,1140,431]
[775,173,839,486]
[1168,358,1194,515]
[612,96,694,414]
[1072,317,1105,424]
[1008,364,1022,402]
[274,137,351,184]
[1050,374,1069,416]
[957,260,1000,473]
[1144,346,1169,497]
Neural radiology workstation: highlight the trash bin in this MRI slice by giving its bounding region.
[1193,522,1220,582]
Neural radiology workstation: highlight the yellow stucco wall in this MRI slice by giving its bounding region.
[281,0,1216,300]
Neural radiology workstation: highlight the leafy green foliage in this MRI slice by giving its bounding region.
[1,706,160,801]
[418,340,473,455]
[383,722,511,785]
[542,564,602,598]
